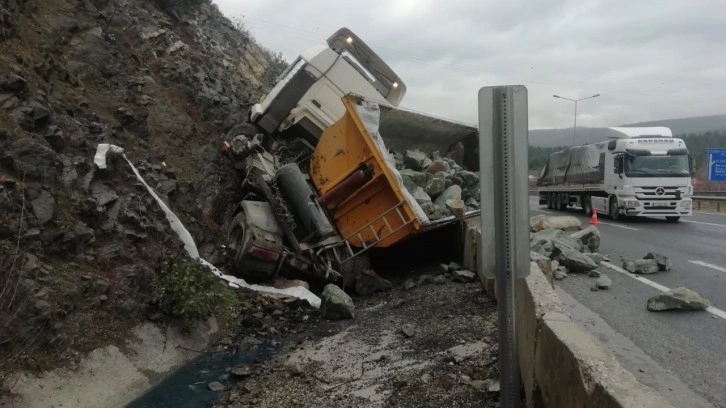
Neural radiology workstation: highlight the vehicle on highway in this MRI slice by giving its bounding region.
[537,127,693,222]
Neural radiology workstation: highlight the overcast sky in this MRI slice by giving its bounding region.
[214,0,726,129]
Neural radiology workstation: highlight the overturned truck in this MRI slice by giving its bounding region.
[225,95,479,286]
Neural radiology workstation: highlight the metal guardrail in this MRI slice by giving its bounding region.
[693,196,726,212]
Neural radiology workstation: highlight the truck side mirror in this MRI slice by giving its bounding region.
[689,155,695,175]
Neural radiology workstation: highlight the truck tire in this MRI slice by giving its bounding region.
[546,194,554,209]
[339,253,371,292]
[666,216,681,222]
[556,194,566,211]
[609,198,621,221]
[226,122,263,140]
[582,195,592,216]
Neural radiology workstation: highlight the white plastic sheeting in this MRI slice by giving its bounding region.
[93,144,321,308]
[354,101,430,224]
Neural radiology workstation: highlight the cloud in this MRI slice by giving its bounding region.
[214,0,726,129]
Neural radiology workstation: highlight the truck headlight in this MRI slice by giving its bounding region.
[681,200,692,209]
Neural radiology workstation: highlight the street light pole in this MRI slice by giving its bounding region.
[553,93,600,145]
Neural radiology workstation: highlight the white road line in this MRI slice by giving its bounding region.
[681,220,726,228]
[601,261,726,320]
[595,221,639,231]
[689,260,726,274]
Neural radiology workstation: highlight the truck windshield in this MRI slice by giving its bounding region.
[625,154,690,177]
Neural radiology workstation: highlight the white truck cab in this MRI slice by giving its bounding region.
[249,27,406,143]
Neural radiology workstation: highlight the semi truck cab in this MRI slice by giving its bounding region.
[249,27,406,143]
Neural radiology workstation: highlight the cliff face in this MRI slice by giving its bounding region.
[0,0,284,375]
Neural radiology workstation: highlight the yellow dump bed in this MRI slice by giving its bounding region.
[309,96,479,250]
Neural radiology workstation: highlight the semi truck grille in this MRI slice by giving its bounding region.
[634,186,684,200]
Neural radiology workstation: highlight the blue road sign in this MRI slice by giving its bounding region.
[708,148,726,182]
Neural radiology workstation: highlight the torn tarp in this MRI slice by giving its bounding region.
[93,143,321,308]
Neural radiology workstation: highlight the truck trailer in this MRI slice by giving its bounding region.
[537,127,693,222]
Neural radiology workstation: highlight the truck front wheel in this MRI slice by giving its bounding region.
[609,198,621,221]
[582,196,592,216]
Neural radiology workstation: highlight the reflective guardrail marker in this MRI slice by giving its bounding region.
[478,85,529,407]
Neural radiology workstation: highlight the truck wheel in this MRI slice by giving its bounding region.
[666,216,681,222]
[556,194,566,211]
[609,198,621,221]
[546,194,554,209]
[226,122,263,140]
[582,196,592,216]
[338,253,371,292]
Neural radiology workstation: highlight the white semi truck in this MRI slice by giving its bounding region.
[537,127,693,222]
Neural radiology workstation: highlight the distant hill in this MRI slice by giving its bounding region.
[529,114,726,147]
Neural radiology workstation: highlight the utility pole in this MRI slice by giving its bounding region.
[553,94,600,145]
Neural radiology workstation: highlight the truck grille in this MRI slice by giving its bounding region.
[634,186,684,200]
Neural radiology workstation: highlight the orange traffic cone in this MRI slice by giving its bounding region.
[590,208,599,225]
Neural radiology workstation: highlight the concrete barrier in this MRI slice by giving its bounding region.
[463,222,674,408]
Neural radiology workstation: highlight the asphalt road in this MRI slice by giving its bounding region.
[530,196,726,408]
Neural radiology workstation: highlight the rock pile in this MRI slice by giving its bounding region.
[396,150,480,220]
[529,216,609,286]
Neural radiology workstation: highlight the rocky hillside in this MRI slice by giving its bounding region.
[0,0,284,379]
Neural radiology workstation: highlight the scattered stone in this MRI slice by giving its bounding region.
[451,270,476,283]
[554,245,598,272]
[570,226,600,252]
[433,185,462,210]
[404,278,417,290]
[208,381,225,392]
[457,170,479,186]
[448,262,462,271]
[433,275,448,285]
[438,263,450,274]
[647,287,711,311]
[355,269,393,296]
[530,215,582,232]
[554,268,567,280]
[623,259,659,274]
[591,286,599,292]
[425,177,446,197]
[420,373,432,384]
[412,187,432,205]
[588,270,601,278]
[403,149,428,171]
[644,252,671,271]
[426,159,450,174]
[321,284,355,320]
[596,275,612,289]
[401,324,415,337]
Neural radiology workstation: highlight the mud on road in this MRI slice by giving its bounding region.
[212,278,501,408]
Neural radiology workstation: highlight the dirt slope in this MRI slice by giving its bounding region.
[0,0,283,379]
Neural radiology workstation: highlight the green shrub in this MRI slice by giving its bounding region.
[151,258,235,322]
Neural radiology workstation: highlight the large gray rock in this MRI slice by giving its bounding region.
[426,159,450,174]
[30,190,55,225]
[412,187,432,205]
[596,275,612,289]
[644,252,671,271]
[403,150,427,171]
[530,215,582,232]
[321,284,355,320]
[531,228,564,244]
[570,226,600,252]
[400,169,430,192]
[433,185,462,211]
[456,170,479,186]
[553,236,585,253]
[647,287,711,311]
[425,177,446,197]
[451,269,476,283]
[554,245,598,272]
[623,259,659,274]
